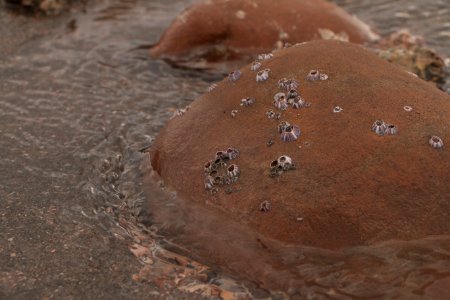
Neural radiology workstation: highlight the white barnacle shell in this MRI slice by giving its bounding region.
[207,83,218,92]
[274,99,288,110]
[266,110,276,119]
[404,105,413,112]
[228,70,242,82]
[429,136,444,149]
[250,61,262,71]
[307,70,328,81]
[215,150,228,161]
[227,164,240,178]
[384,124,398,135]
[372,120,387,136]
[319,73,329,80]
[256,69,270,82]
[333,106,343,113]
[170,105,191,119]
[278,78,299,91]
[231,110,238,117]
[204,161,214,174]
[278,78,288,89]
[257,53,273,60]
[292,96,305,109]
[260,200,271,212]
[287,89,298,100]
[277,155,293,170]
[226,147,240,160]
[274,92,286,101]
[204,176,215,190]
[240,97,254,107]
[280,125,301,142]
[273,93,288,110]
[278,121,291,133]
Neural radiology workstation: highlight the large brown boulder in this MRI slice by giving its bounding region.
[150,0,379,70]
[150,40,450,249]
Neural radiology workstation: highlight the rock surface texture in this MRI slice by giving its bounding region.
[151,40,450,249]
[150,0,379,69]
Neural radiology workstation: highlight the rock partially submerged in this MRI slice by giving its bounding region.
[150,0,379,70]
[150,40,450,249]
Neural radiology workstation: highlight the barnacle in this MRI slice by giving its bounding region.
[278,121,291,133]
[384,124,398,135]
[251,61,262,71]
[207,83,218,92]
[204,161,214,174]
[307,70,328,81]
[260,200,271,212]
[333,106,343,113]
[170,105,191,119]
[227,164,240,178]
[258,53,273,60]
[269,155,295,177]
[231,110,238,117]
[287,89,298,100]
[256,69,270,82]
[266,110,276,119]
[278,155,294,170]
[215,151,228,160]
[429,136,444,149]
[204,176,214,190]
[404,105,413,112]
[372,120,387,136]
[280,125,301,142]
[240,97,254,107]
[226,147,240,160]
[214,176,225,186]
[273,93,288,110]
[274,92,286,101]
[278,78,299,91]
[269,160,283,177]
[292,96,305,109]
[228,70,242,82]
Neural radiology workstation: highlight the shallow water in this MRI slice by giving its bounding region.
[1,0,449,298]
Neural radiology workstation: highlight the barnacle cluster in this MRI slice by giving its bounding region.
[275,79,307,111]
[203,148,240,194]
[372,120,398,136]
[270,155,295,177]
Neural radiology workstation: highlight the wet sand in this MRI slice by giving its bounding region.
[0,1,209,299]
